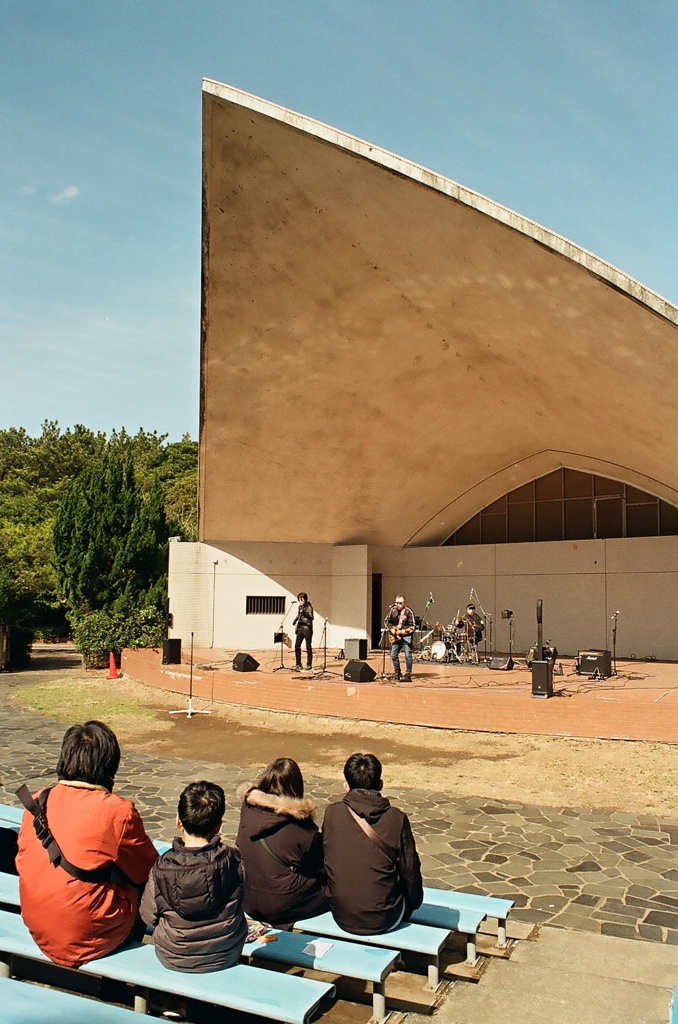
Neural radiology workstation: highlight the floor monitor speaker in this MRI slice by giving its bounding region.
[578,650,612,678]
[162,638,181,665]
[233,653,260,672]
[489,655,514,671]
[531,659,553,697]
[345,638,368,661]
[344,660,376,683]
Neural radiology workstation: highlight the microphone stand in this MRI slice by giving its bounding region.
[313,618,341,679]
[470,587,492,659]
[380,608,394,680]
[273,601,296,672]
[611,611,619,675]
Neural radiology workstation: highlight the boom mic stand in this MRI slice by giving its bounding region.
[273,600,296,672]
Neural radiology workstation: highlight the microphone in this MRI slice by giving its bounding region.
[429,591,434,602]
[290,600,297,605]
[469,590,473,601]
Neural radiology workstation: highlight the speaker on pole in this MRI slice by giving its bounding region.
[344,660,376,683]
[233,653,260,673]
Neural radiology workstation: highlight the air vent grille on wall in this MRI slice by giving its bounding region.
[246,596,286,615]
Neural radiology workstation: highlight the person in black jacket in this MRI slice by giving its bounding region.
[293,592,314,671]
[236,758,327,929]
[140,781,247,973]
[322,752,423,935]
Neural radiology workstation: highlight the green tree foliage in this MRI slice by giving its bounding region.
[71,607,165,668]
[54,453,170,616]
[0,422,197,643]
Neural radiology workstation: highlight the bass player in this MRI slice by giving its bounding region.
[386,595,416,682]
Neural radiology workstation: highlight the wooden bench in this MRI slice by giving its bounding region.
[244,926,398,1022]
[1,974,149,1024]
[423,886,514,948]
[0,909,336,1024]
[294,910,453,989]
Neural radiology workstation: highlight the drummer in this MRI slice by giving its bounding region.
[458,603,484,646]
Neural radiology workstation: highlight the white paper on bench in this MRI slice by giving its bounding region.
[301,940,333,957]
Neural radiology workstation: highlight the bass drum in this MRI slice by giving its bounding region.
[431,640,448,662]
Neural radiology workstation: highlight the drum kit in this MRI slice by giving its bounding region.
[417,620,479,665]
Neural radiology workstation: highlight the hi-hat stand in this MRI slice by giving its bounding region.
[170,633,211,719]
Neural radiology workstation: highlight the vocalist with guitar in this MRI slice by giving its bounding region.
[387,595,416,682]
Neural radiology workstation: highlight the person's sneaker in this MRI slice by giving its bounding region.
[394,673,402,681]
[403,673,412,682]
[294,664,303,671]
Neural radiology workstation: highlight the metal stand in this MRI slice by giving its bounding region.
[273,600,296,672]
[313,618,341,679]
[611,610,619,675]
[170,633,211,719]
[380,608,394,680]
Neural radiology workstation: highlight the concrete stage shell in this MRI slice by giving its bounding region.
[200,79,678,550]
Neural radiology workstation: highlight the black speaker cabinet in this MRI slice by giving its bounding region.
[578,650,612,678]
[233,652,260,673]
[531,659,554,698]
[344,660,376,683]
[162,638,182,665]
[489,655,514,671]
[345,638,368,661]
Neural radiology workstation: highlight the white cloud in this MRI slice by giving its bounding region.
[50,186,80,205]
[20,184,35,196]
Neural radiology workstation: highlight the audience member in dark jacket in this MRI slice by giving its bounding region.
[236,758,328,928]
[140,781,247,973]
[322,752,423,935]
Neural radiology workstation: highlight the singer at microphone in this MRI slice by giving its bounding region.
[292,592,314,672]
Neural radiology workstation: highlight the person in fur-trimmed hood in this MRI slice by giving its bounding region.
[236,758,328,928]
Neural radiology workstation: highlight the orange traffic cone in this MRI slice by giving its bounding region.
[107,652,120,680]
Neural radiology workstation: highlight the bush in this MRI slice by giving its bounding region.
[71,607,165,669]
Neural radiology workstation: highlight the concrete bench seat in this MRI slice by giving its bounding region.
[0,873,19,908]
[408,901,487,964]
[0,974,148,1024]
[294,910,451,989]
[0,805,22,827]
[244,926,398,1022]
[423,886,514,947]
[0,909,336,1024]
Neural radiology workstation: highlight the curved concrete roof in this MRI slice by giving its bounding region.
[200,79,678,548]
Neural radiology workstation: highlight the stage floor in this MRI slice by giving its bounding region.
[122,646,678,744]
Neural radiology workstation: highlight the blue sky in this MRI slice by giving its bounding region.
[1,0,675,440]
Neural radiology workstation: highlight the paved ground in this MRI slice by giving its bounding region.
[2,651,678,1021]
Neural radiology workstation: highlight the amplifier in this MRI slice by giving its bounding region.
[578,650,611,678]
[162,638,181,664]
[345,638,368,661]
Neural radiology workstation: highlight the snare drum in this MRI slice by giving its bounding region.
[431,639,448,662]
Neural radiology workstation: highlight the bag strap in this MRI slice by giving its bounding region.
[346,805,398,861]
[16,784,131,887]
[256,835,298,873]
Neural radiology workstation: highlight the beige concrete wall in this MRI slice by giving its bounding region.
[169,541,372,651]
[373,537,678,660]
